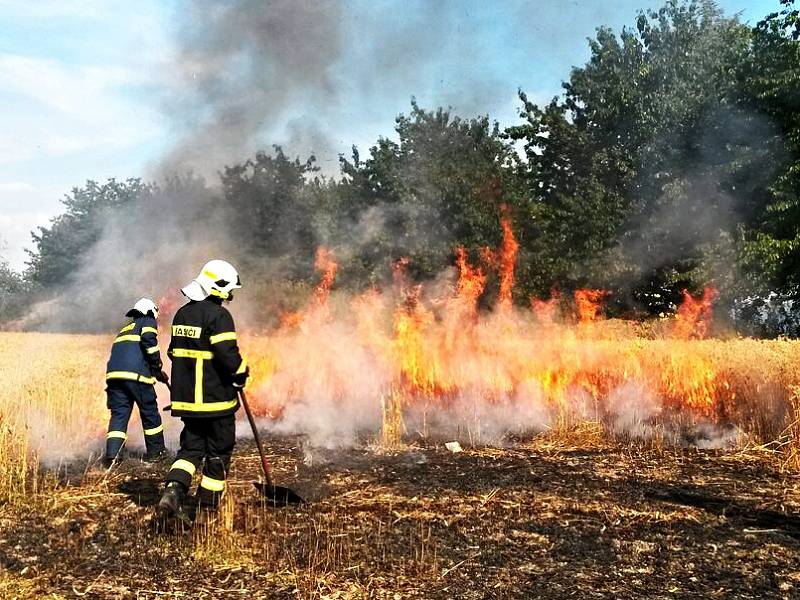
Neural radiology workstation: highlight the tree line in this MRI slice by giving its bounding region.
[2,0,799,327]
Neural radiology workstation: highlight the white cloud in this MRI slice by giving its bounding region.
[0,53,162,163]
[0,55,148,115]
[0,182,67,269]
[0,211,54,270]
[0,181,34,193]
[0,0,109,19]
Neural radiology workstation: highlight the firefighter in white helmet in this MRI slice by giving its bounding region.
[157,260,249,527]
[104,298,169,467]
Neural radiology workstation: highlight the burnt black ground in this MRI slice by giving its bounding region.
[1,435,799,599]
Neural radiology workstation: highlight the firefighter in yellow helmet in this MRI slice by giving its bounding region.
[157,260,249,527]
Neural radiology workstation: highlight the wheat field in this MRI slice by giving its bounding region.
[2,330,800,503]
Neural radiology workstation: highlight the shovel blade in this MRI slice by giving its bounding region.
[253,482,305,506]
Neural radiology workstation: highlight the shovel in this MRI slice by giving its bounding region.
[238,388,305,506]
[161,380,172,411]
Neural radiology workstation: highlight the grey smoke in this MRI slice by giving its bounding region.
[19,178,231,331]
[157,0,343,178]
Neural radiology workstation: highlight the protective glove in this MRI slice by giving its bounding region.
[232,366,250,389]
[156,370,170,384]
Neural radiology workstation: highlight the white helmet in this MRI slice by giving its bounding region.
[127,297,159,318]
[181,259,242,301]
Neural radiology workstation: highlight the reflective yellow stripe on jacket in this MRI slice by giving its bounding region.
[209,331,237,344]
[106,371,156,384]
[114,334,141,343]
[171,349,213,359]
[170,348,219,409]
[170,399,238,413]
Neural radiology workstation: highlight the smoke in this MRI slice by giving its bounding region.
[606,381,661,439]
[156,0,343,178]
[154,0,525,179]
[21,0,679,329]
[18,177,234,331]
[599,103,787,314]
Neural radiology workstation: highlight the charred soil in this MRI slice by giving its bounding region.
[1,435,799,599]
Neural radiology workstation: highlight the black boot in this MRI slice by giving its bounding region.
[143,448,171,463]
[101,452,123,469]
[157,482,192,527]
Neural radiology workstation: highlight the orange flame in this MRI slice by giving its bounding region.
[497,210,519,308]
[278,247,339,330]
[531,291,561,327]
[574,289,609,323]
[243,216,731,432]
[455,247,486,310]
[314,247,338,308]
[671,287,718,340]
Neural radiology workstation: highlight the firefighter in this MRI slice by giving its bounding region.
[104,297,170,467]
[157,260,249,526]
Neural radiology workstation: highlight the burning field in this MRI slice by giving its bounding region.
[2,224,800,598]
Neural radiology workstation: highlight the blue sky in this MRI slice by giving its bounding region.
[0,0,782,270]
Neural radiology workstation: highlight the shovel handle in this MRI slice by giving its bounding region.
[161,381,172,411]
[238,389,274,487]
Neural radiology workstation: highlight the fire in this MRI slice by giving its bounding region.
[672,287,718,340]
[243,215,736,439]
[497,209,519,308]
[278,247,339,330]
[313,247,338,308]
[574,289,609,323]
[531,291,560,326]
[455,247,486,310]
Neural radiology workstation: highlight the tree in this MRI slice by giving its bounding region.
[735,0,800,293]
[220,147,321,279]
[508,0,776,312]
[336,101,525,295]
[27,179,153,288]
[0,255,27,322]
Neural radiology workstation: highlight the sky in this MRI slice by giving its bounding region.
[0,0,782,271]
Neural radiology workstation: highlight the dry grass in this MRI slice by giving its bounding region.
[0,332,110,503]
[3,331,800,504]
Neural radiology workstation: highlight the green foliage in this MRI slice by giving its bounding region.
[735,0,800,292]
[220,147,321,278]
[0,255,28,322]
[761,0,799,40]
[335,102,523,291]
[509,0,799,311]
[26,179,153,288]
